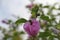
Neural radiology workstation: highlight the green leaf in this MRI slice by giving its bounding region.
[39,8,44,15]
[40,15,50,21]
[31,11,37,18]
[3,34,11,40]
[31,5,39,18]
[48,36,54,40]
[12,31,22,40]
[43,5,50,8]
[31,5,39,13]
[15,18,27,25]
[38,31,51,38]
[42,37,47,40]
[19,31,25,34]
[56,23,60,30]
[39,4,43,7]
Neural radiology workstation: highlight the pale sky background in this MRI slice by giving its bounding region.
[0,0,60,40]
[0,0,60,28]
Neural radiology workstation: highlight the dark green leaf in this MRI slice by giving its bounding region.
[39,4,43,7]
[19,31,25,34]
[43,5,50,8]
[38,31,51,38]
[40,15,50,22]
[15,18,27,25]
[31,5,39,13]
[56,23,60,30]
[48,36,54,40]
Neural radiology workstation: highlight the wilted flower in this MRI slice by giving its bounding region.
[23,18,40,37]
[51,28,60,34]
[26,4,33,9]
[2,19,9,24]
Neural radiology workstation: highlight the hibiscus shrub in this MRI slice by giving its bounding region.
[0,0,60,40]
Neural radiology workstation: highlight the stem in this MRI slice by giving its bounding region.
[28,36,39,40]
[32,37,34,40]
[42,37,47,40]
